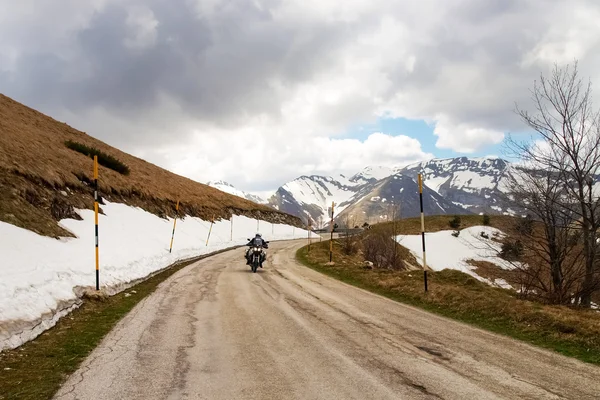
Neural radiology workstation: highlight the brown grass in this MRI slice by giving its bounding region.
[372,214,516,235]
[0,94,299,237]
[298,240,600,364]
[468,259,520,289]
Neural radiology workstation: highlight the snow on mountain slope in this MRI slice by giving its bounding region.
[208,181,266,204]
[268,175,362,225]
[400,157,514,215]
[269,157,527,223]
[349,166,396,184]
[0,202,315,350]
[336,174,471,224]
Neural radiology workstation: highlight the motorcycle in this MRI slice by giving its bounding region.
[246,239,269,273]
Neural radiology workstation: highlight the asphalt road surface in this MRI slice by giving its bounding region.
[55,240,600,399]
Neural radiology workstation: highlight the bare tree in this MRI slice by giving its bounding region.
[509,61,600,306]
[341,214,359,255]
[502,167,585,303]
[362,201,405,270]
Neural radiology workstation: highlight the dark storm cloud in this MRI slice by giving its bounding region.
[1,0,353,132]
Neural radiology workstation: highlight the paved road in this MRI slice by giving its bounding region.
[55,240,600,399]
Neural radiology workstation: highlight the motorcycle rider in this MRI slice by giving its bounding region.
[245,233,268,267]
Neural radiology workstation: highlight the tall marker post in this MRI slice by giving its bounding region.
[307,216,312,252]
[418,174,428,292]
[93,156,100,291]
[206,218,214,246]
[329,202,334,263]
[230,216,234,241]
[169,200,180,253]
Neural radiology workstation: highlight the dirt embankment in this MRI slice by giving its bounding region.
[0,94,301,237]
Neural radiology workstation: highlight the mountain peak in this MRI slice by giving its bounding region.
[208,181,266,204]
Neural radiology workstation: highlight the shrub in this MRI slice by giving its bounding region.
[500,240,524,261]
[482,214,491,226]
[449,215,462,230]
[515,214,534,236]
[362,230,404,270]
[65,140,130,175]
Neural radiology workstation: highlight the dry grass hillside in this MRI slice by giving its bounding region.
[0,94,301,237]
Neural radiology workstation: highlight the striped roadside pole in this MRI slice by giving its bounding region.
[329,202,335,263]
[93,156,100,291]
[418,173,428,292]
[307,216,312,252]
[206,219,214,246]
[169,200,179,253]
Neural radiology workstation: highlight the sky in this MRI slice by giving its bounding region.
[2,0,600,195]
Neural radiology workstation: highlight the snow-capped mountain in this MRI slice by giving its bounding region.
[336,173,472,225]
[207,181,267,204]
[267,157,517,224]
[267,175,363,226]
[349,166,397,185]
[399,157,514,215]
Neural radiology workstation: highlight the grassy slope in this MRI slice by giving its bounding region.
[0,94,299,237]
[371,214,516,235]
[297,234,600,365]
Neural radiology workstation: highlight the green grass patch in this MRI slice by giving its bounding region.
[297,240,600,365]
[0,250,231,400]
[65,140,130,175]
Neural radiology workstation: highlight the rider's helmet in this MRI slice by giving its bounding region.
[255,233,262,238]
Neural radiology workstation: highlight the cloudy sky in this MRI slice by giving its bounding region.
[2,0,600,195]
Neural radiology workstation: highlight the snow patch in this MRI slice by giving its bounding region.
[397,226,515,286]
[0,202,316,350]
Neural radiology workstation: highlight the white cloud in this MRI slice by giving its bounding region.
[2,0,600,190]
[433,115,505,153]
[151,131,432,192]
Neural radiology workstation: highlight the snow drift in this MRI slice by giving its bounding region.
[0,201,316,351]
[396,226,515,288]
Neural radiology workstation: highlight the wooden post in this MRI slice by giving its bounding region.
[206,219,214,246]
[169,200,179,253]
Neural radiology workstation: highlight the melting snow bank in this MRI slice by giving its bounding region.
[0,201,316,351]
[396,226,516,289]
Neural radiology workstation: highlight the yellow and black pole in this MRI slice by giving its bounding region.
[93,156,100,291]
[329,202,334,263]
[418,174,428,292]
[307,216,312,252]
[169,200,179,253]
[206,218,214,246]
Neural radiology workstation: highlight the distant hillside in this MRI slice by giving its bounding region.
[0,94,302,237]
